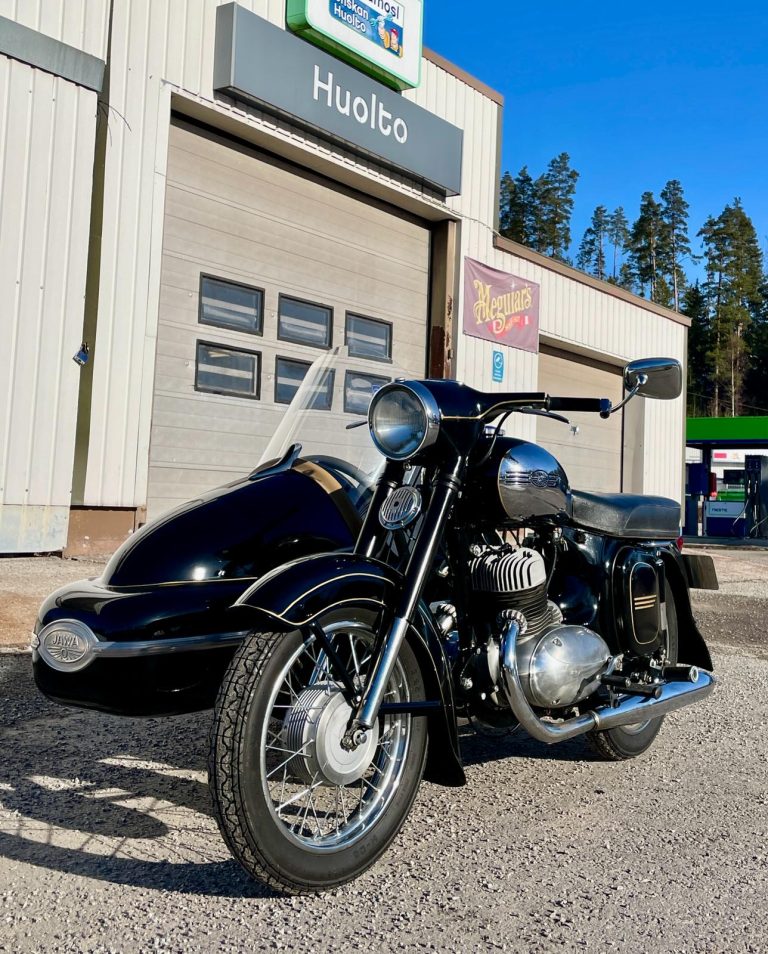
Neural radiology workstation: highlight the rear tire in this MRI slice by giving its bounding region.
[209,614,427,894]
[588,580,679,761]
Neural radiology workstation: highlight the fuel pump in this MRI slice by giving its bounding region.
[745,456,768,538]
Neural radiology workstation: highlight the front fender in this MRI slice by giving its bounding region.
[233,552,466,786]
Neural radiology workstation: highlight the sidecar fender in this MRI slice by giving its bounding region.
[233,552,466,786]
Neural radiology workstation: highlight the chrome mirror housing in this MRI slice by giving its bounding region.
[623,358,682,401]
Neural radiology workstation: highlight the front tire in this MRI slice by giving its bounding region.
[209,614,427,894]
[588,580,679,761]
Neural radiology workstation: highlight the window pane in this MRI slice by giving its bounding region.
[346,314,391,360]
[275,358,334,409]
[278,297,332,348]
[344,370,390,415]
[200,277,263,334]
[196,342,259,398]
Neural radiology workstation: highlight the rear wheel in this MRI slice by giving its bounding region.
[588,580,679,761]
[209,610,427,894]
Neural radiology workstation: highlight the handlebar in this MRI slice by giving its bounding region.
[547,397,613,419]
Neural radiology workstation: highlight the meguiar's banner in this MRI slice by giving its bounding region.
[463,258,540,353]
[287,0,423,90]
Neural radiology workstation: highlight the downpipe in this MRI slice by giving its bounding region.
[499,620,717,745]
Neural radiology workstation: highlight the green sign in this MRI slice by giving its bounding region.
[287,0,423,90]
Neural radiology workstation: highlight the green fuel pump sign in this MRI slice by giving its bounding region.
[287,0,423,90]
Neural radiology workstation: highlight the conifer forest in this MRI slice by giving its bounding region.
[498,156,767,419]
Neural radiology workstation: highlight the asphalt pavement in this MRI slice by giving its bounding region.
[0,549,766,953]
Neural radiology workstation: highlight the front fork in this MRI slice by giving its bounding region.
[341,457,464,749]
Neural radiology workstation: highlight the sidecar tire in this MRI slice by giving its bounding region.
[209,628,428,894]
[588,581,679,761]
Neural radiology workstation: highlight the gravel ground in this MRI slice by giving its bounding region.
[0,549,766,953]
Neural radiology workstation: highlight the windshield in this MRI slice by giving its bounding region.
[259,346,411,480]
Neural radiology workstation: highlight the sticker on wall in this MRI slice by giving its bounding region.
[463,258,540,354]
[492,350,505,383]
[287,0,423,90]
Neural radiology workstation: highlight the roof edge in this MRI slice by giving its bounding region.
[422,47,504,106]
[493,235,691,328]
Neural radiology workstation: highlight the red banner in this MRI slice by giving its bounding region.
[463,258,540,353]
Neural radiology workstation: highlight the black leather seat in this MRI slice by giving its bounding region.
[571,490,681,540]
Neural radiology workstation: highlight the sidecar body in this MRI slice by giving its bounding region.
[32,457,362,715]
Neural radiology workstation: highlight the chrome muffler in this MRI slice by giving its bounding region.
[499,620,716,745]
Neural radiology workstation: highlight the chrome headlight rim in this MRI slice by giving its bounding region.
[35,618,98,673]
[368,381,441,461]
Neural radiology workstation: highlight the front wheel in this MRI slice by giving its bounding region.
[209,612,428,894]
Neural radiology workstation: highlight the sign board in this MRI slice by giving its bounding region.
[214,4,463,194]
[287,0,423,90]
[492,350,504,383]
[463,258,540,353]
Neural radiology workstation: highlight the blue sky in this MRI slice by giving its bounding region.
[423,1,768,273]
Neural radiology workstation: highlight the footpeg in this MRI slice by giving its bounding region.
[600,674,663,699]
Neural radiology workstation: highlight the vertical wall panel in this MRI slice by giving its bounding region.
[0,0,110,60]
[0,55,97,549]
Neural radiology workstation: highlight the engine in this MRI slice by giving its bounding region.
[466,544,612,712]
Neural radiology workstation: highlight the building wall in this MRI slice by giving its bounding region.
[0,53,99,549]
[79,0,507,508]
[0,0,110,60]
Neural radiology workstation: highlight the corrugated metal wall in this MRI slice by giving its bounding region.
[81,0,686,509]
[0,0,110,60]
[0,54,98,549]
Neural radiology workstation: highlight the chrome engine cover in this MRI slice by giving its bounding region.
[516,624,612,709]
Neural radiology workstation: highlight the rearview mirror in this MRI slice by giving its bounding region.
[623,358,682,401]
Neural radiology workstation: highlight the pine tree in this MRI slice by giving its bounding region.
[533,153,579,261]
[576,206,609,279]
[699,200,764,416]
[743,278,768,414]
[607,207,630,281]
[627,192,669,303]
[682,283,714,416]
[660,179,691,311]
[499,166,537,246]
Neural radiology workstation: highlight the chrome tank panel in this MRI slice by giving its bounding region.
[497,440,570,522]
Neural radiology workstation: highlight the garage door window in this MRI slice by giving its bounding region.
[344,370,390,415]
[278,295,332,349]
[275,357,334,409]
[199,275,263,335]
[345,313,392,362]
[195,341,260,399]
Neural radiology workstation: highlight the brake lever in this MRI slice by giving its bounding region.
[345,420,368,430]
[519,407,572,426]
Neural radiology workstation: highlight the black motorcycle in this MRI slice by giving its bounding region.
[208,356,718,894]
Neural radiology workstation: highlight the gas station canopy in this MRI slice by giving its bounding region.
[687,417,768,450]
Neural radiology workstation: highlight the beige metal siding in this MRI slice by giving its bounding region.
[0,55,97,550]
[537,349,623,494]
[148,120,429,516]
[0,0,110,60]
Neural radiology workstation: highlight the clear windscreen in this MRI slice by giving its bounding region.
[259,346,407,479]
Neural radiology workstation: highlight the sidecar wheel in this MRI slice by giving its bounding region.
[209,616,427,894]
[588,581,679,761]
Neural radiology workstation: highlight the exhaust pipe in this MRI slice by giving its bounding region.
[499,620,716,745]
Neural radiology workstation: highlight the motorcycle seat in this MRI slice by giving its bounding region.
[570,490,681,540]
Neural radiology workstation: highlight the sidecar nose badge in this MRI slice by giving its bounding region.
[35,619,98,673]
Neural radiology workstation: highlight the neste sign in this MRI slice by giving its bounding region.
[214,4,463,195]
[287,0,422,90]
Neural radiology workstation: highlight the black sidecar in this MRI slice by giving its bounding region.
[32,456,364,715]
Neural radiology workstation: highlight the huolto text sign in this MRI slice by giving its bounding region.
[214,4,463,194]
[287,0,422,90]
[463,258,540,353]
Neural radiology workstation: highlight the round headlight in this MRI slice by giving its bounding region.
[368,383,440,460]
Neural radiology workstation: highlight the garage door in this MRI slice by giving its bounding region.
[147,119,431,517]
[537,347,624,494]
